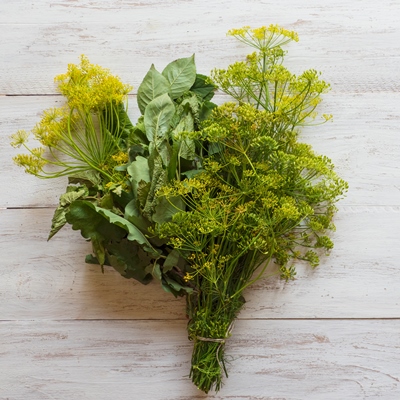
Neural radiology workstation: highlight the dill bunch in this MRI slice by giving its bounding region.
[155,25,348,392]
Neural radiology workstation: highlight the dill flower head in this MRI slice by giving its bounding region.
[13,152,47,175]
[10,130,29,148]
[54,55,133,111]
[31,106,72,147]
[227,24,299,52]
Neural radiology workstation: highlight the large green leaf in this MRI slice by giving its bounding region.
[94,206,158,256]
[173,114,196,161]
[190,74,216,101]
[65,200,127,265]
[173,112,194,135]
[66,200,159,261]
[137,65,170,115]
[124,199,151,232]
[162,276,193,296]
[141,154,168,220]
[162,55,196,99]
[163,249,180,272]
[199,100,217,121]
[144,93,175,142]
[48,186,89,240]
[127,155,150,198]
[137,180,152,210]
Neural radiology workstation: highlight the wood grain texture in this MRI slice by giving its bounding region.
[0,0,399,94]
[1,0,399,398]
[1,320,400,399]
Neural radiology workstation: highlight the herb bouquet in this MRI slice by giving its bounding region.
[11,25,347,393]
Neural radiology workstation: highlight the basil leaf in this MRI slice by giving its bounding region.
[190,73,216,101]
[127,155,151,198]
[137,64,170,114]
[162,55,196,99]
[144,93,175,142]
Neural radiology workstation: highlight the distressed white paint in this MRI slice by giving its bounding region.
[0,1,399,94]
[1,320,400,399]
[1,0,400,398]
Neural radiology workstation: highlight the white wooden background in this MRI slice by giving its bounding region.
[1,1,400,399]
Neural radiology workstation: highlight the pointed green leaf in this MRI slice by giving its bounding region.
[163,249,180,272]
[167,140,180,181]
[124,199,151,232]
[94,206,158,256]
[190,73,216,101]
[60,186,89,206]
[209,142,224,155]
[137,180,152,209]
[99,192,113,209]
[48,186,89,240]
[127,155,151,198]
[85,242,153,284]
[48,207,68,241]
[65,200,127,265]
[179,137,196,161]
[66,200,159,258]
[144,93,175,142]
[150,263,162,281]
[162,55,196,99]
[181,169,204,179]
[157,140,172,167]
[199,100,217,121]
[127,156,150,183]
[137,65,170,114]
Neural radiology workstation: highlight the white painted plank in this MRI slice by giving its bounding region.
[1,93,399,207]
[1,207,399,319]
[1,319,400,399]
[0,0,399,94]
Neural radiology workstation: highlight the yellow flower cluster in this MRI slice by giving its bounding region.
[111,151,129,165]
[55,55,133,110]
[275,196,301,221]
[10,130,29,148]
[13,152,47,175]
[228,24,299,43]
[227,24,299,52]
[32,107,71,147]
